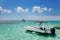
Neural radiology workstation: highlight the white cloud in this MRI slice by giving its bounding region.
[16,7,29,13]
[3,9,11,13]
[0,6,3,13]
[48,8,52,12]
[0,6,12,14]
[25,9,29,12]
[16,6,52,14]
[32,6,42,13]
[16,7,24,13]
[42,7,48,11]
[0,7,2,10]
[32,6,52,13]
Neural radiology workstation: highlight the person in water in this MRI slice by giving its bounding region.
[40,27,47,33]
[50,28,55,34]
[40,27,43,30]
[40,27,46,30]
[44,28,46,30]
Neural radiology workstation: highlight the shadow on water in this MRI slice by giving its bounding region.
[25,30,56,37]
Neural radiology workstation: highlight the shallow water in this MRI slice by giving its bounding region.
[0,20,60,40]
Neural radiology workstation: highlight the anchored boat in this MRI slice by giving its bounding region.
[25,26,55,35]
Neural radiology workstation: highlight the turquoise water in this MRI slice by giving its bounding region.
[0,20,60,40]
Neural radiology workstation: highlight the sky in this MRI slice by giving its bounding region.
[0,0,60,20]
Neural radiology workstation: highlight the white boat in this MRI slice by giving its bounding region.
[25,26,55,34]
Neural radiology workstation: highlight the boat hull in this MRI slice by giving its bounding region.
[25,26,51,34]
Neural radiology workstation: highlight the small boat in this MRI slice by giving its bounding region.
[22,19,26,22]
[25,26,55,35]
[35,20,47,25]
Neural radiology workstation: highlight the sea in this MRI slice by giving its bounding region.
[0,20,60,40]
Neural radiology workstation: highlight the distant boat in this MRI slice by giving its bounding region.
[35,20,47,25]
[25,26,55,35]
[22,19,26,22]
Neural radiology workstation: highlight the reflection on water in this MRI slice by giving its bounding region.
[0,20,60,40]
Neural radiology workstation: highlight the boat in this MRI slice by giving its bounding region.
[25,26,55,35]
[34,20,47,25]
[22,19,26,22]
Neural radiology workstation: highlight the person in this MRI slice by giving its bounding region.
[44,28,46,30]
[40,27,43,30]
[44,28,47,32]
[50,28,55,34]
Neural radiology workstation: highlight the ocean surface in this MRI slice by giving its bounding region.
[0,20,60,40]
